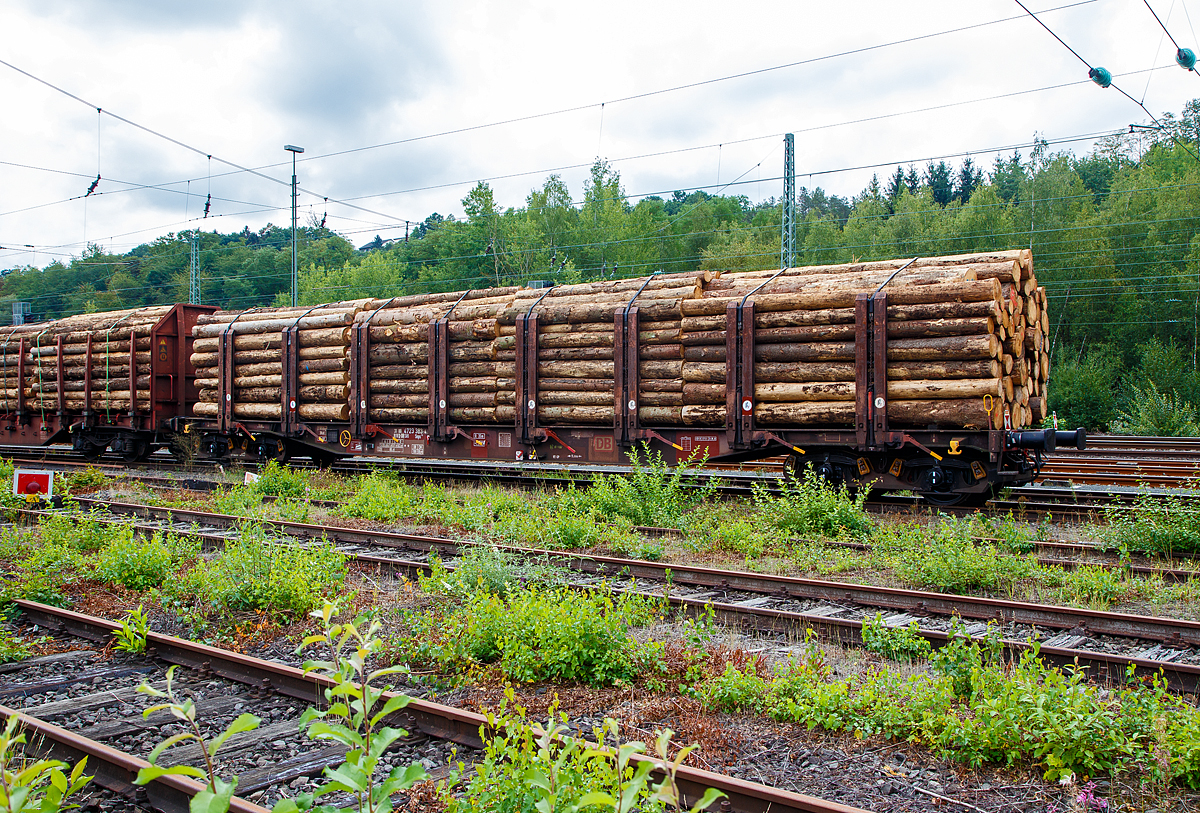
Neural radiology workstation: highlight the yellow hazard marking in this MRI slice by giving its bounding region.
[888,458,903,477]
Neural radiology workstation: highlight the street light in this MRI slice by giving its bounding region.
[284,144,305,307]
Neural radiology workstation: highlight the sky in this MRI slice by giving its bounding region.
[2,0,1199,269]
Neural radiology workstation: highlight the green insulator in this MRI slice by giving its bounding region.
[1088,66,1113,88]
[1177,47,1197,71]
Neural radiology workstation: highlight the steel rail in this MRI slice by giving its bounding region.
[13,600,867,813]
[0,702,271,813]
[49,500,1200,691]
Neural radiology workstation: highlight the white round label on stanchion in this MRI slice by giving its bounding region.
[290,400,297,409]
[225,394,231,401]
[742,399,752,412]
[439,399,447,409]
[628,399,636,410]
[361,400,367,409]
[527,399,536,410]
[874,396,885,409]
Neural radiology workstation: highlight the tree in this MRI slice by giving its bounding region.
[954,158,983,204]
[924,161,953,206]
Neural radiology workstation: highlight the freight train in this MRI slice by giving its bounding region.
[0,251,1085,505]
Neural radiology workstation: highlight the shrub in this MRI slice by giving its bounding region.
[390,585,659,686]
[586,444,715,527]
[1101,492,1200,556]
[1047,351,1119,431]
[171,534,347,617]
[888,523,1035,594]
[753,467,873,540]
[38,510,123,553]
[861,613,932,662]
[249,460,310,498]
[335,473,424,522]
[1115,382,1200,436]
[96,533,173,590]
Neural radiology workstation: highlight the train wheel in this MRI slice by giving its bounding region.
[80,443,105,462]
[121,440,148,463]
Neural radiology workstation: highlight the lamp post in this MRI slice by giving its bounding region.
[284,144,305,307]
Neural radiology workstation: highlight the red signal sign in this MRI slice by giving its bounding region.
[14,469,54,499]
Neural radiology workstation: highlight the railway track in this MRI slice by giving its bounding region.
[6,600,866,813]
[31,498,1200,694]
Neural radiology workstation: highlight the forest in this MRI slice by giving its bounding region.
[4,100,1200,434]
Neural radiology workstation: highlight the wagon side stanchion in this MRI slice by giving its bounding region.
[614,272,658,449]
[514,286,554,455]
[429,289,473,445]
[353,296,402,441]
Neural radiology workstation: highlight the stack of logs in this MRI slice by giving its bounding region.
[0,305,174,414]
[190,301,377,422]
[677,249,1048,429]
[186,249,1049,431]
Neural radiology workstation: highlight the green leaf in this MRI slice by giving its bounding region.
[135,764,208,785]
[575,791,616,809]
[189,777,236,813]
[207,713,261,756]
[148,731,197,763]
[369,694,411,727]
[686,787,727,813]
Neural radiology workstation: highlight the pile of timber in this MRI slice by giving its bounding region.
[677,250,1047,429]
[190,300,380,422]
[358,288,519,424]
[0,305,174,414]
[185,249,1049,432]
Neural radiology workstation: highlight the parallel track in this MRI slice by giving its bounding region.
[11,600,866,813]
[39,498,1200,693]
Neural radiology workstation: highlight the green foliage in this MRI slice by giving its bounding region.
[885,521,1036,595]
[421,548,564,600]
[278,604,427,813]
[0,714,92,813]
[389,585,659,686]
[1115,382,1200,436]
[0,629,39,664]
[861,614,932,662]
[250,461,310,498]
[134,665,261,813]
[586,445,716,528]
[443,693,723,813]
[702,641,1200,784]
[168,533,347,618]
[1047,351,1120,431]
[37,511,124,554]
[1101,491,1200,556]
[112,605,151,655]
[96,533,174,590]
[752,467,873,540]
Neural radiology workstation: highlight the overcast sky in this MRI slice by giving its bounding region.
[2,0,1198,268]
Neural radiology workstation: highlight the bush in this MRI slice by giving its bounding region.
[1101,491,1200,556]
[38,511,123,553]
[335,473,424,522]
[96,533,173,590]
[390,585,659,686]
[1047,351,1120,430]
[861,613,932,662]
[171,534,347,617]
[753,467,873,540]
[249,460,310,498]
[888,522,1035,595]
[585,443,715,527]
[1114,382,1200,436]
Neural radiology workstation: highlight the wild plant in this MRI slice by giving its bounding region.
[0,714,92,813]
[112,605,151,655]
[134,665,261,813]
[277,603,428,813]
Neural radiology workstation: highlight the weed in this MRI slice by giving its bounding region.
[420,548,564,599]
[389,585,660,686]
[38,510,122,553]
[0,628,40,664]
[1051,564,1128,610]
[134,665,260,813]
[886,522,1036,595]
[587,444,716,528]
[0,714,92,813]
[112,605,151,655]
[250,461,310,498]
[861,613,932,662]
[96,533,173,590]
[442,691,723,813]
[1101,492,1200,557]
[167,534,347,619]
[752,468,872,541]
[279,603,428,813]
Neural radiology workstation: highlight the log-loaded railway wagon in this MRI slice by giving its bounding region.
[0,304,214,460]
[176,249,1083,505]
